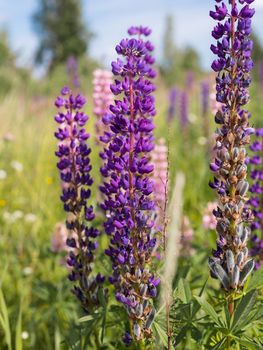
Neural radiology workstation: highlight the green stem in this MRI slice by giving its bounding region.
[138,339,146,350]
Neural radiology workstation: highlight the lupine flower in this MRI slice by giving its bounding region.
[167,87,177,122]
[100,26,158,341]
[208,0,255,295]
[51,222,68,253]
[202,202,218,231]
[201,80,212,153]
[152,138,168,226]
[3,132,14,142]
[66,56,80,89]
[92,69,114,144]
[179,91,189,131]
[185,70,194,91]
[54,87,104,313]
[248,128,263,269]
[201,81,210,117]
[180,216,194,256]
[210,84,223,115]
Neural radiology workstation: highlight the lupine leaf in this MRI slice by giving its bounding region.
[152,320,169,348]
[231,289,258,332]
[232,336,263,350]
[195,296,222,327]
[177,279,192,304]
[175,325,188,345]
[211,338,227,350]
[247,266,263,291]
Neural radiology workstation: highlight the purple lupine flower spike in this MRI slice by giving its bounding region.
[54,87,104,312]
[92,69,114,144]
[209,0,255,295]
[179,91,189,131]
[248,128,263,268]
[100,26,158,341]
[66,56,80,89]
[167,87,177,122]
[201,81,210,118]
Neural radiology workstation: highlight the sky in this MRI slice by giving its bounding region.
[1,0,263,74]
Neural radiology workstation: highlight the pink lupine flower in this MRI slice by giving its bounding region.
[180,216,194,256]
[152,138,168,224]
[202,202,218,230]
[210,84,223,115]
[92,69,113,143]
[51,222,68,253]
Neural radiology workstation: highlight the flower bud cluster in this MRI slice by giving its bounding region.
[208,0,255,292]
[100,26,159,340]
[54,87,104,312]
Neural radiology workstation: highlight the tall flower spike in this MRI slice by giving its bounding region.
[209,0,255,299]
[66,56,80,89]
[248,128,263,269]
[100,26,159,341]
[54,87,104,313]
[152,138,168,228]
[167,87,177,122]
[179,91,189,132]
[92,69,114,144]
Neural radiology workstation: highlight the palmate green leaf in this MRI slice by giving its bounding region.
[194,296,223,327]
[177,279,192,304]
[232,336,263,350]
[211,337,227,350]
[247,266,263,292]
[152,320,169,348]
[175,325,188,345]
[231,289,258,332]
[78,312,101,323]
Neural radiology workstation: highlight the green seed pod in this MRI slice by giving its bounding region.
[226,250,235,273]
[239,260,254,285]
[231,265,240,289]
[236,252,244,266]
[145,308,156,329]
[133,323,141,339]
[209,260,230,290]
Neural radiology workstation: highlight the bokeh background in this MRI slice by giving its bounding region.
[0,0,263,349]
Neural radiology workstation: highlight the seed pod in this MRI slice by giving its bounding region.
[226,250,235,273]
[135,303,143,317]
[232,147,239,160]
[135,268,142,279]
[243,247,249,259]
[133,323,141,339]
[139,283,148,296]
[236,252,244,266]
[240,227,249,244]
[237,180,249,196]
[239,260,254,285]
[145,308,156,329]
[231,265,240,289]
[236,223,243,236]
[143,299,148,310]
[239,148,246,158]
[208,260,230,290]
[236,164,247,177]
